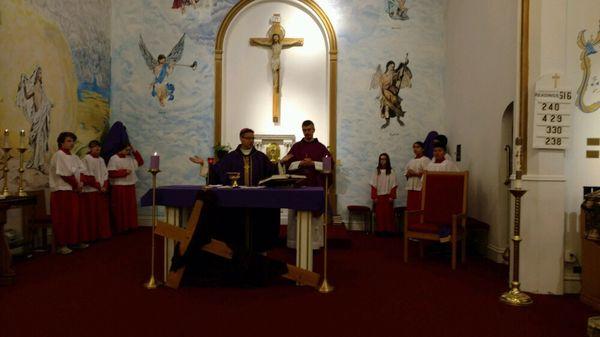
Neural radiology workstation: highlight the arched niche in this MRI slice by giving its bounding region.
[214,0,337,157]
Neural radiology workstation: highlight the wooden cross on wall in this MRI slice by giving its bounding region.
[249,14,303,123]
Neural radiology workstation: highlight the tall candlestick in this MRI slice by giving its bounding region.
[19,130,25,149]
[150,152,160,170]
[2,129,8,148]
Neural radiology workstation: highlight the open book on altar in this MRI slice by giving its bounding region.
[258,174,306,187]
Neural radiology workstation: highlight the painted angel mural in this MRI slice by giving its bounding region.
[172,0,212,14]
[370,54,413,128]
[576,23,600,113]
[16,66,52,172]
[386,0,409,21]
[139,34,197,107]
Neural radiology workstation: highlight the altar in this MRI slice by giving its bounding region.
[140,185,324,283]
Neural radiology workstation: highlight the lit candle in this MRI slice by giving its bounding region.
[19,130,25,149]
[2,129,8,148]
[322,155,332,173]
[150,152,160,170]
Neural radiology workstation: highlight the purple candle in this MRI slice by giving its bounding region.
[322,155,332,173]
[150,152,160,170]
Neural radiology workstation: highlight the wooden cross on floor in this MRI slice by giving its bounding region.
[249,14,303,124]
[154,197,320,289]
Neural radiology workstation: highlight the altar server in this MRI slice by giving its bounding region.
[426,144,459,172]
[80,140,111,241]
[281,120,332,249]
[370,153,398,234]
[404,142,431,225]
[108,143,144,233]
[49,132,86,254]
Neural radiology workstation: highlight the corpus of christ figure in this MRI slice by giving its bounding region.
[249,14,303,123]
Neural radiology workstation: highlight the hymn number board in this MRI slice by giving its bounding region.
[533,81,573,150]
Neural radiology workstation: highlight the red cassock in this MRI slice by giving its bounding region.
[79,176,111,241]
[109,183,138,233]
[50,190,80,246]
[108,151,143,233]
[372,186,397,232]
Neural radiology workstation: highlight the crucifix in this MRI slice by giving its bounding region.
[250,14,303,123]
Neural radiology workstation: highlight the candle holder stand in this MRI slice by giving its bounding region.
[144,168,162,289]
[0,147,11,199]
[17,148,27,197]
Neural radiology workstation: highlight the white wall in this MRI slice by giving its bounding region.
[445,0,518,262]
[222,0,329,147]
[564,0,600,267]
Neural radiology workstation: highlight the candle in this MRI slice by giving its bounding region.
[322,155,332,173]
[514,144,521,172]
[19,130,25,149]
[2,129,8,148]
[150,152,160,170]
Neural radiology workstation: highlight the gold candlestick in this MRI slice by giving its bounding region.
[17,148,27,197]
[144,168,162,289]
[318,173,334,293]
[0,147,11,199]
[500,184,533,306]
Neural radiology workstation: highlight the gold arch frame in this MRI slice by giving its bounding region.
[214,0,338,157]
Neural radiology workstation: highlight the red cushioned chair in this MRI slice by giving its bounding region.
[403,171,468,269]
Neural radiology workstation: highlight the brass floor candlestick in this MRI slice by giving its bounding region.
[319,174,334,293]
[17,148,27,197]
[144,169,161,289]
[500,187,533,306]
[1,147,10,198]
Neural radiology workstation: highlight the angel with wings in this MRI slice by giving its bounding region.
[139,34,196,107]
[16,66,52,171]
[370,54,413,128]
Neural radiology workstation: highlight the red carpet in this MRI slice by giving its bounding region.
[0,228,596,337]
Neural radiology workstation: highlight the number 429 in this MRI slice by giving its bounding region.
[541,114,562,122]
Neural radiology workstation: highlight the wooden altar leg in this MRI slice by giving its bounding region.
[0,204,15,286]
[296,210,313,271]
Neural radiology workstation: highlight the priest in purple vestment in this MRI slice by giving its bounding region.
[218,128,274,186]
[215,128,279,252]
[281,120,331,249]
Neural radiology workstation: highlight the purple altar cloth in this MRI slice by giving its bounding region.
[140,185,324,211]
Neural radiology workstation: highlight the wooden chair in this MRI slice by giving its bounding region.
[403,171,468,270]
[154,195,321,289]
